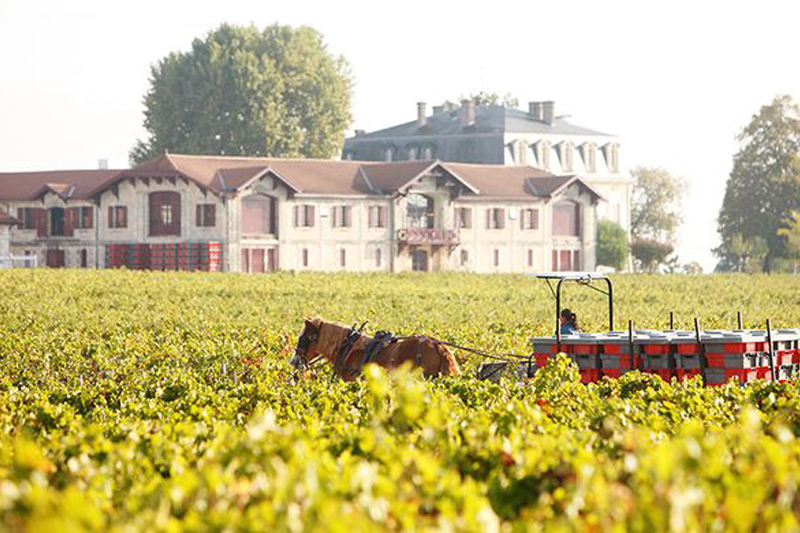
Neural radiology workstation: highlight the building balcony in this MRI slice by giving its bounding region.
[396,228,459,247]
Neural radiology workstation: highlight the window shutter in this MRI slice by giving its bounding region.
[293,205,299,227]
[307,206,315,227]
[486,209,491,229]
[379,206,385,228]
[345,206,352,227]
[332,207,339,228]
[532,209,539,230]
[120,207,127,228]
[498,209,505,229]
[196,205,202,227]
[108,206,114,228]
[465,208,472,229]
[520,209,526,230]
[35,208,47,237]
[84,207,93,229]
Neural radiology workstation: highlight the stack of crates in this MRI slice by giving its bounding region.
[529,329,800,386]
[149,243,178,271]
[105,244,129,269]
[127,243,151,270]
[198,241,223,272]
[177,243,196,271]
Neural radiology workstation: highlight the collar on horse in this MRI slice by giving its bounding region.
[333,321,368,375]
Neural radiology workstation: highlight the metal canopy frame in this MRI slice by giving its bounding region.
[530,272,615,335]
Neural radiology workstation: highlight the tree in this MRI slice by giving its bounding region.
[447,92,520,109]
[630,167,685,271]
[630,239,674,273]
[716,95,800,272]
[130,23,353,164]
[596,220,629,270]
[715,234,768,273]
[682,261,704,275]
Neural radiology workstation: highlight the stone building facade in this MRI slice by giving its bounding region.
[343,100,632,232]
[0,154,600,273]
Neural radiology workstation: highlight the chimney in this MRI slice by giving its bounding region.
[98,158,108,170]
[432,105,444,115]
[417,102,427,127]
[542,101,555,125]
[528,101,543,121]
[460,99,475,127]
[354,129,366,137]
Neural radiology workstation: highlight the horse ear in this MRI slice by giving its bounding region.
[310,317,323,328]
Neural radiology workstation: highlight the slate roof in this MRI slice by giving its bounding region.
[351,105,613,139]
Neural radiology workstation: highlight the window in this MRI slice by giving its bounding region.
[302,248,309,268]
[553,202,581,237]
[69,207,93,230]
[242,195,277,234]
[582,143,597,173]
[368,206,385,228]
[293,205,315,228]
[527,249,534,267]
[407,146,418,161]
[460,249,469,267]
[375,247,382,268]
[604,143,620,173]
[455,207,472,229]
[411,248,428,271]
[493,249,500,267]
[49,207,65,236]
[332,206,352,228]
[80,249,88,268]
[559,142,574,172]
[340,248,347,267]
[535,141,551,170]
[18,208,35,230]
[196,204,216,227]
[486,208,505,230]
[515,139,529,166]
[384,146,394,162]
[108,206,127,229]
[149,191,181,236]
[422,145,434,160]
[572,250,581,270]
[407,194,434,229]
[521,208,539,230]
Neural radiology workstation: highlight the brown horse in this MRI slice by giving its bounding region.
[289,317,461,381]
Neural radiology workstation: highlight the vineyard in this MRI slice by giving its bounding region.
[4,270,800,531]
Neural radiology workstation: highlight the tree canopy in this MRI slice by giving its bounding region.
[629,166,685,272]
[130,23,353,164]
[716,95,800,272]
[596,220,629,270]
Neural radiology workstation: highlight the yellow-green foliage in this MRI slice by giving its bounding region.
[2,270,800,531]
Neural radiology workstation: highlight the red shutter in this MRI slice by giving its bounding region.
[345,206,352,227]
[379,206,385,228]
[308,205,315,227]
[35,208,47,237]
[119,207,128,228]
[108,206,114,228]
[207,205,216,227]
[532,209,538,230]
[196,205,202,226]
[65,207,79,236]
[83,207,93,229]
[293,205,299,227]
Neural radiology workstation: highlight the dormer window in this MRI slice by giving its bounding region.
[558,142,574,173]
[514,139,529,166]
[535,141,551,170]
[384,146,394,162]
[422,145,435,160]
[582,143,597,173]
[603,143,620,173]
[407,145,418,161]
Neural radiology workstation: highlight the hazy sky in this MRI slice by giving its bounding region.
[2,0,799,270]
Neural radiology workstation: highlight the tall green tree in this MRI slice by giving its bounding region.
[130,24,353,164]
[630,166,685,271]
[716,95,800,272]
[596,220,629,270]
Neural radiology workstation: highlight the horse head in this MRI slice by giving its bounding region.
[290,317,323,370]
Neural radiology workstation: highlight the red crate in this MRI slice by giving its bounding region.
[706,354,725,368]
[580,369,600,384]
[724,369,759,382]
[533,354,550,367]
[677,344,699,355]
[642,344,669,355]
[573,344,599,355]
